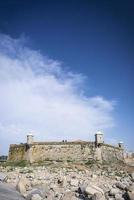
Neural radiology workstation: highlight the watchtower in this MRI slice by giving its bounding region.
[27,134,34,144]
[118,141,124,149]
[95,131,104,146]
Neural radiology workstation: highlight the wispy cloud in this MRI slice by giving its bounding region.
[0,34,115,154]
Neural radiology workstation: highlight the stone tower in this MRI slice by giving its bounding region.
[27,134,34,144]
[95,131,104,146]
[118,141,124,149]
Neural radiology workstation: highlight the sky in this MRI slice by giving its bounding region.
[0,0,133,154]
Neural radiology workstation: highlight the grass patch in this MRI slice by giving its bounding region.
[85,159,96,165]
[1,160,28,167]
[67,159,73,162]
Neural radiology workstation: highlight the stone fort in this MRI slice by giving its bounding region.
[8,131,124,164]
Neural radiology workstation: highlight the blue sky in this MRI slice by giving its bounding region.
[0,0,133,153]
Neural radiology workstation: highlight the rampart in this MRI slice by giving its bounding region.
[8,132,124,164]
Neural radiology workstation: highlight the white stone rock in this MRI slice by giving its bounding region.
[31,194,42,200]
[115,193,124,200]
[85,185,104,196]
[70,179,79,187]
[115,182,126,190]
[109,188,121,196]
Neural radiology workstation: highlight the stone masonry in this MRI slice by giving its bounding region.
[8,131,124,163]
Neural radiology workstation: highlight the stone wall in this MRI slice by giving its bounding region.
[8,141,124,163]
[101,144,124,162]
[8,144,27,161]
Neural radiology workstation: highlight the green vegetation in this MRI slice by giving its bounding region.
[0,160,28,167]
[34,159,53,166]
[67,159,73,162]
[85,159,96,165]
[102,159,124,165]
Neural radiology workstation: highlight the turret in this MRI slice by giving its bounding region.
[27,134,34,144]
[95,131,104,146]
[118,141,124,149]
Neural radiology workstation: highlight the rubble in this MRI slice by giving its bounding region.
[0,162,133,200]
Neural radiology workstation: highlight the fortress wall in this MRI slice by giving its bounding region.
[8,142,124,163]
[30,142,95,162]
[101,144,124,162]
[8,144,27,161]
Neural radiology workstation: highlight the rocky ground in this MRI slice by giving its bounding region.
[0,161,134,200]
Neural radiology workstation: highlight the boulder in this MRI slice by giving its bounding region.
[0,182,25,200]
[91,192,106,200]
[115,182,126,190]
[127,191,134,200]
[85,185,104,196]
[62,191,78,200]
[78,184,86,194]
[26,189,45,200]
[131,173,134,181]
[70,179,79,187]
[115,193,124,200]
[16,176,30,196]
[0,172,7,181]
[31,194,42,200]
[109,188,122,196]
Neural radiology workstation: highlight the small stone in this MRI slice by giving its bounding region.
[109,188,121,196]
[91,192,106,200]
[91,174,97,179]
[115,182,126,190]
[131,173,134,180]
[78,185,86,194]
[62,191,77,200]
[70,179,79,187]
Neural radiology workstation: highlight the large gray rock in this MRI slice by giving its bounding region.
[109,188,122,196]
[16,176,31,196]
[0,182,25,200]
[115,182,126,190]
[78,184,86,194]
[26,188,44,200]
[0,172,7,181]
[115,193,124,200]
[127,191,134,200]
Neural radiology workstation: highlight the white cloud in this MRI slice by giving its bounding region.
[0,34,115,154]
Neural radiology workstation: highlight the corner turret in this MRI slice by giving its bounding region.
[118,141,124,149]
[95,131,104,146]
[27,134,34,144]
